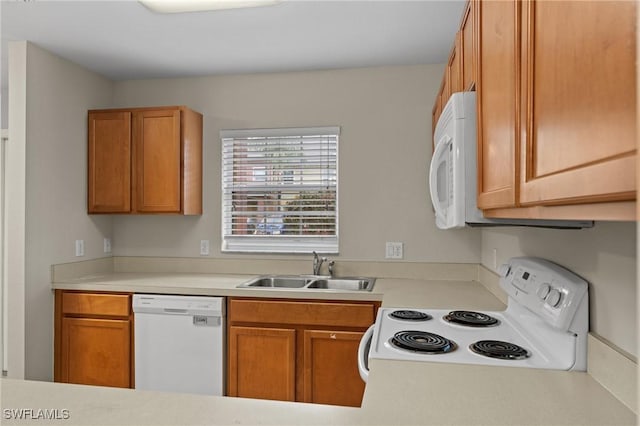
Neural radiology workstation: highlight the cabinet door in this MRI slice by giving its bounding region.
[60,317,131,388]
[302,330,365,407]
[228,326,296,401]
[447,33,462,95]
[519,0,636,205]
[133,109,182,213]
[476,0,520,209]
[460,0,476,91]
[88,111,131,213]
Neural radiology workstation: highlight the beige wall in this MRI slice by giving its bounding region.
[21,42,113,380]
[481,222,637,358]
[6,41,28,379]
[111,65,482,263]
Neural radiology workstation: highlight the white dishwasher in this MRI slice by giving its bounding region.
[132,294,225,396]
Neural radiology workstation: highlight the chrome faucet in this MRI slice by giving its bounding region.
[312,251,325,275]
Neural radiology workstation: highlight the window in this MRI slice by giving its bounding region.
[221,127,339,253]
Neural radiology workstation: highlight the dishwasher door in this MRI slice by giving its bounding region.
[133,294,225,396]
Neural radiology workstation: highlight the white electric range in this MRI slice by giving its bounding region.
[358,257,589,382]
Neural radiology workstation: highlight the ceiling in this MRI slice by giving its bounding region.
[1,0,465,91]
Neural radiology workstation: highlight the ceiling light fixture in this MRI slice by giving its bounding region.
[139,0,282,14]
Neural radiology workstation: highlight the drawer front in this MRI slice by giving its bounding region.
[229,299,375,328]
[62,292,131,317]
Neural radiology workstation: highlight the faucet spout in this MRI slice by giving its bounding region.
[312,251,326,275]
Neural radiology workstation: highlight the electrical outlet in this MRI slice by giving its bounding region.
[104,238,112,254]
[492,248,497,270]
[385,242,403,259]
[75,240,85,257]
[200,240,210,256]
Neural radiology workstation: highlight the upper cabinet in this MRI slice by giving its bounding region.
[88,111,132,213]
[437,0,636,221]
[517,0,636,209]
[479,0,636,220]
[460,0,476,91]
[432,0,477,134]
[88,106,203,215]
[476,0,519,210]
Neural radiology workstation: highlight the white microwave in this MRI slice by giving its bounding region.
[428,92,592,229]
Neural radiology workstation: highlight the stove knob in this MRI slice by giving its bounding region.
[497,264,511,278]
[537,283,551,300]
[546,289,562,308]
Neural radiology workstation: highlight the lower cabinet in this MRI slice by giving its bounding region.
[227,297,379,407]
[54,290,133,388]
[302,330,366,407]
[228,326,296,401]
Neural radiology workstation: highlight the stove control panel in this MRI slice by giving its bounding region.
[499,257,588,332]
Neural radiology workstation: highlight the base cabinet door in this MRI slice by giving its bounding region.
[55,291,133,388]
[302,330,365,407]
[227,326,296,401]
[60,317,131,388]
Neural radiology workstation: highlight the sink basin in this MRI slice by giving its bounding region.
[306,278,375,291]
[238,276,311,288]
[237,276,376,292]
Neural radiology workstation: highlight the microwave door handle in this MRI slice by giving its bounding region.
[429,137,450,222]
[357,324,375,383]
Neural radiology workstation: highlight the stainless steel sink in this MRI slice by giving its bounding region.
[237,275,376,292]
[306,278,375,291]
[237,276,312,288]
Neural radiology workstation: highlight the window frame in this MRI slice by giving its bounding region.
[220,126,339,254]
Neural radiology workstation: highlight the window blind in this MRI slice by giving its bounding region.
[221,127,339,253]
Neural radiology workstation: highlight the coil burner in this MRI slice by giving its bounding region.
[443,310,500,328]
[390,331,457,354]
[389,310,432,321]
[469,340,530,360]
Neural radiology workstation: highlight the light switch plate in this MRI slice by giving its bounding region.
[75,240,85,257]
[200,240,210,256]
[385,242,403,259]
[104,238,112,254]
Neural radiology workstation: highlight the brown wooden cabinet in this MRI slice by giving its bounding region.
[302,329,366,407]
[476,0,520,210]
[517,0,636,208]
[88,106,202,215]
[435,0,636,220]
[477,0,636,220]
[87,111,132,213]
[432,0,476,146]
[227,298,379,407]
[460,0,476,91]
[54,291,133,388]
[446,33,462,97]
[228,326,296,401]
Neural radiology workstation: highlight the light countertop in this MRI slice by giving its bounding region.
[50,272,507,309]
[0,272,634,425]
